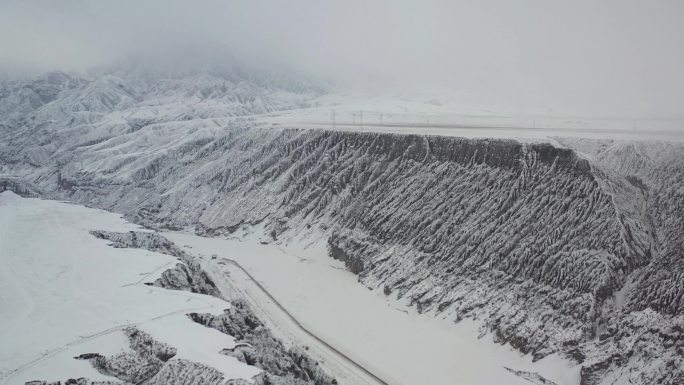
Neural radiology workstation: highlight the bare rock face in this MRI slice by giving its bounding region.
[145,359,228,385]
[327,236,364,274]
[190,300,338,385]
[554,138,684,385]
[70,328,232,385]
[90,230,186,258]
[90,230,221,297]
[0,176,41,197]
[88,328,177,384]
[25,380,118,385]
[26,328,177,385]
[146,262,221,296]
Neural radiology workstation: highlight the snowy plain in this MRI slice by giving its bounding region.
[165,226,582,385]
[0,192,260,385]
[258,91,684,143]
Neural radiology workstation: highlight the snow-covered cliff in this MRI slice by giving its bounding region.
[2,69,683,385]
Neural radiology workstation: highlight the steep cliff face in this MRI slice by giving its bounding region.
[0,175,42,197]
[555,138,684,385]
[190,302,338,385]
[557,139,684,313]
[6,123,682,384]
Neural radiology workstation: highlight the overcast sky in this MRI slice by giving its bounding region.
[1,0,683,119]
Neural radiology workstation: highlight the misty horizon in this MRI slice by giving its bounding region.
[1,0,683,120]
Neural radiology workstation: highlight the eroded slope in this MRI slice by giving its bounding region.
[2,72,683,384]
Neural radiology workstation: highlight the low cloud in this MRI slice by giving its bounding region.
[1,0,683,119]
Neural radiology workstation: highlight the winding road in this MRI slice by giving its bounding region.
[201,256,401,385]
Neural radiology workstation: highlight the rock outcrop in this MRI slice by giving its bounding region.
[190,301,338,385]
[90,230,221,296]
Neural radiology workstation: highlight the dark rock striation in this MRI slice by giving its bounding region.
[90,230,221,297]
[190,301,338,385]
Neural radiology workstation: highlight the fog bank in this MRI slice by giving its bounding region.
[1,0,683,119]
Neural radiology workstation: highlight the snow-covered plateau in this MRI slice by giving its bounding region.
[1,66,683,385]
[0,192,260,385]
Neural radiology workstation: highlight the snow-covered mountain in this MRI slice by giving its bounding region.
[1,67,683,385]
[0,63,323,134]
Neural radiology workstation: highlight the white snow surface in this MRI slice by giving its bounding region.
[165,227,581,385]
[258,91,684,143]
[0,192,260,384]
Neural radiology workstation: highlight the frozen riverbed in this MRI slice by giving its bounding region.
[165,228,581,385]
